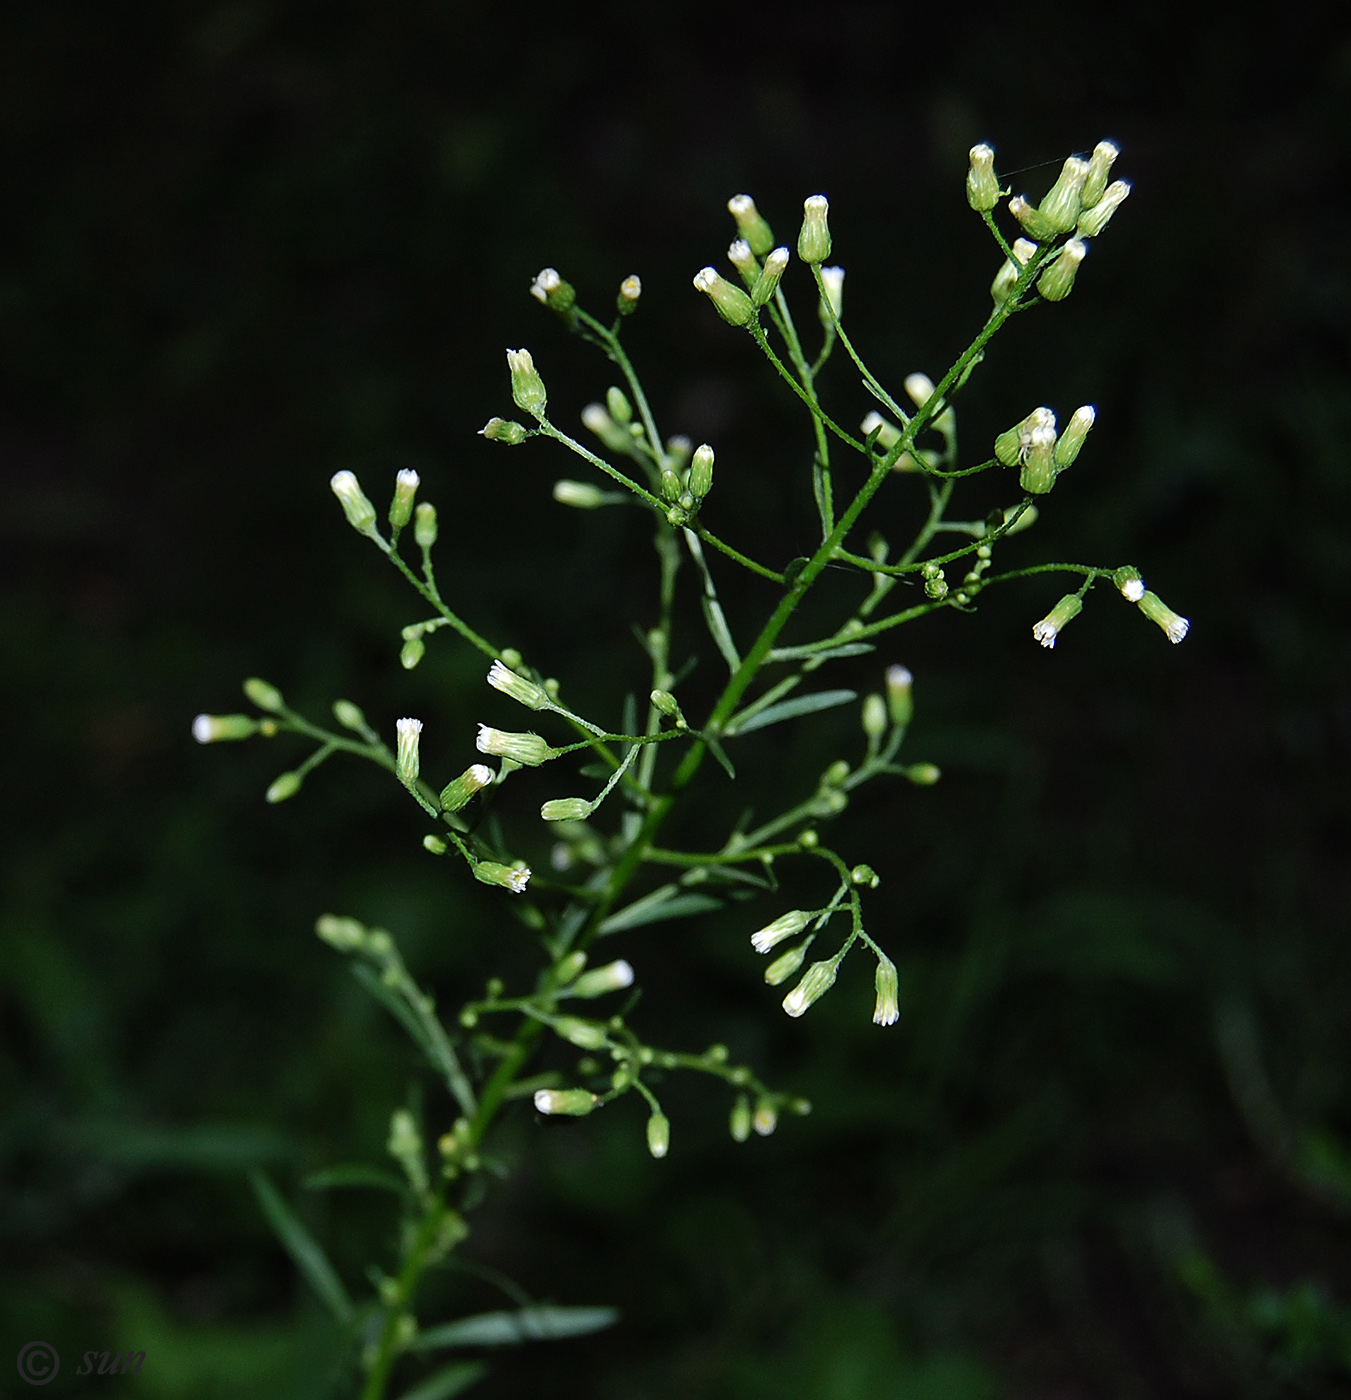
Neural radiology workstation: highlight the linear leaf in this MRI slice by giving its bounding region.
[728,689,857,736]
[249,1170,352,1325]
[394,1360,488,1400]
[767,642,875,663]
[351,963,430,1053]
[705,734,737,780]
[414,1306,620,1351]
[700,596,741,672]
[599,886,723,934]
[302,1163,407,1194]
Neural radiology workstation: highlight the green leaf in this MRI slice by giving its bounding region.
[302,1163,407,1194]
[414,1306,620,1351]
[700,595,741,672]
[599,886,723,934]
[727,689,857,736]
[705,734,737,780]
[351,962,430,1051]
[248,1171,352,1325]
[394,1360,488,1400]
[767,641,875,663]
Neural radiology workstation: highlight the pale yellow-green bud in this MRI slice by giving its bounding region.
[797,195,831,263]
[534,1088,597,1116]
[244,677,285,713]
[727,238,758,287]
[730,1094,752,1142]
[688,444,714,500]
[1032,594,1083,649]
[851,863,879,888]
[541,797,593,822]
[480,416,528,444]
[1054,405,1095,469]
[885,665,913,728]
[266,771,302,804]
[646,1112,670,1160]
[862,693,887,740]
[1020,421,1059,494]
[966,142,1000,211]
[438,763,493,813]
[553,479,610,509]
[751,909,811,955]
[873,956,900,1027]
[727,193,775,257]
[1037,156,1089,234]
[782,958,838,1017]
[475,725,554,766]
[1008,194,1059,241]
[555,1017,607,1050]
[1080,140,1120,211]
[389,468,419,531]
[414,501,437,549]
[995,406,1056,468]
[473,860,531,894]
[315,913,366,951]
[617,274,641,315]
[817,265,844,326]
[400,636,424,669]
[751,247,789,306]
[333,699,366,731]
[906,763,941,786]
[330,470,379,537]
[692,266,754,326]
[1036,239,1087,303]
[395,717,422,786]
[991,237,1038,305]
[569,960,635,998]
[753,1098,778,1136]
[1076,180,1130,238]
[506,348,547,417]
[423,835,446,854]
[1137,590,1190,644]
[487,659,549,710]
[765,942,808,986]
[192,713,257,743]
[861,410,902,451]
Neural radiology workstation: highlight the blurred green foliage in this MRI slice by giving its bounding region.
[3,4,1350,1396]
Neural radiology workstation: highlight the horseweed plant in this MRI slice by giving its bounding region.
[196,140,1186,1398]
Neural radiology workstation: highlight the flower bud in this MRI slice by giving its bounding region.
[534,1088,597,1116]
[861,693,887,740]
[542,798,593,822]
[885,665,913,728]
[817,265,845,326]
[991,237,1038,304]
[553,479,610,509]
[555,1017,607,1049]
[765,942,808,986]
[646,1112,671,1159]
[266,771,302,803]
[480,416,529,445]
[395,717,423,786]
[851,863,879,888]
[330,470,379,537]
[423,835,446,854]
[617,274,641,314]
[529,266,575,318]
[1113,566,1145,602]
[1032,594,1083,649]
[730,1095,752,1142]
[753,1099,778,1136]
[797,195,831,263]
[1036,238,1087,303]
[1008,194,1059,241]
[1137,590,1190,644]
[751,910,811,955]
[966,143,1000,211]
[389,468,419,531]
[688,443,715,500]
[414,501,438,548]
[782,958,838,1018]
[906,763,941,785]
[994,406,1056,468]
[473,860,531,894]
[1037,156,1089,234]
[1080,140,1120,211]
[487,659,549,710]
[692,267,754,326]
[861,411,902,451]
[569,960,635,998]
[333,699,366,731]
[1054,405,1095,469]
[193,713,257,743]
[1076,180,1130,238]
[476,725,554,766]
[316,914,366,951]
[506,348,547,417]
[727,239,758,287]
[873,956,900,1027]
[1020,422,1059,494]
[400,636,424,669]
[751,246,789,306]
[727,193,775,257]
[439,763,493,813]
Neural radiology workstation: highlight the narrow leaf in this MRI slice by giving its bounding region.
[700,596,741,672]
[414,1306,620,1351]
[394,1360,488,1400]
[599,885,723,935]
[351,963,431,1055]
[302,1163,407,1194]
[767,642,875,663]
[249,1170,352,1325]
[728,689,857,736]
[705,734,737,780]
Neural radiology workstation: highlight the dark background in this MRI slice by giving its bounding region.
[4,4,1350,1396]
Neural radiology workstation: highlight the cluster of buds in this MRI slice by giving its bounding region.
[1113,567,1190,643]
[993,404,1095,494]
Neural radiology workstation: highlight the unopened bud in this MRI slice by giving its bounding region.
[534,1088,597,1116]
[692,267,754,326]
[862,693,887,740]
[569,960,635,998]
[727,238,759,287]
[904,373,936,408]
[473,860,531,894]
[506,348,547,417]
[1076,180,1130,238]
[1037,156,1089,234]
[782,958,838,1018]
[751,909,811,955]
[751,246,789,306]
[861,410,902,451]
[966,142,1000,211]
[555,1017,607,1050]
[423,835,446,854]
[885,665,913,728]
[991,237,1038,304]
[439,763,493,813]
[480,416,528,445]
[542,797,593,822]
[192,713,257,743]
[554,479,609,509]
[266,771,302,804]
[414,501,438,548]
[873,956,900,1027]
[1020,421,1059,494]
[1036,238,1087,303]
[1080,140,1120,211]
[1008,194,1059,241]
[753,1099,778,1135]
[1137,590,1190,644]
[395,717,423,785]
[689,444,714,500]
[333,699,366,731]
[850,863,879,888]
[906,763,940,785]
[330,470,379,537]
[646,1113,670,1159]
[1032,594,1083,649]
[389,468,419,531]
[400,636,424,669]
[765,942,809,986]
[617,274,641,314]
[727,193,775,257]
[476,725,554,766]
[818,265,845,326]
[797,195,831,263]
[1054,405,1096,469]
[316,914,366,951]
[730,1094,752,1142]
